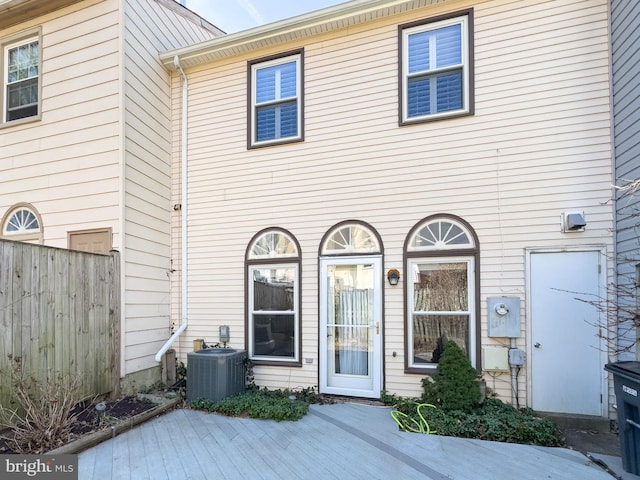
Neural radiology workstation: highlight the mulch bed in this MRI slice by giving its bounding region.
[0,395,157,454]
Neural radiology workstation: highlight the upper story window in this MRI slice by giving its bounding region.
[246,228,301,365]
[3,35,40,124]
[249,51,303,148]
[400,10,473,124]
[1,204,43,243]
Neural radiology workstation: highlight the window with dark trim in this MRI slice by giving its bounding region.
[246,228,301,365]
[399,10,473,124]
[248,50,303,148]
[404,214,480,372]
[3,32,41,124]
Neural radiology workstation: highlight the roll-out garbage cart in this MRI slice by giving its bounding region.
[604,361,640,475]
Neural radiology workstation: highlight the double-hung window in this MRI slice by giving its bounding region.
[3,36,40,123]
[249,51,302,147]
[400,11,472,124]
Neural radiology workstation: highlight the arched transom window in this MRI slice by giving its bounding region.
[248,230,298,259]
[321,222,381,255]
[407,218,475,251]
[246,228,301,365]
[405,215,479,372]
[1,204,43,243]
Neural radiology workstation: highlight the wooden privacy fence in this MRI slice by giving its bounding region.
[0,239,120,410]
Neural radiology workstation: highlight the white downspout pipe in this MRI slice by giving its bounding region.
[156,55,188,362]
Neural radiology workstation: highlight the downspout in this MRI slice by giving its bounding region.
[155,55,188,362]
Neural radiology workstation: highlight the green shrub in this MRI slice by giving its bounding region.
[190,387,311,421]
[389,396,563,447]
[420,340,481,413]
[426,398,563,446]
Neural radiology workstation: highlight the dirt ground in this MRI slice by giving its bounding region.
[0,395,157,454]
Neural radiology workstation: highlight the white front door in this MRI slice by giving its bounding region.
[319,256,382,398]
[528,249,605,416]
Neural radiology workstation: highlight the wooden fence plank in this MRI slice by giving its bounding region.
[0,239,120,410]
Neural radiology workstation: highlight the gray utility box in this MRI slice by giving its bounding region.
[604,361,640,475]
[187,348,246,403]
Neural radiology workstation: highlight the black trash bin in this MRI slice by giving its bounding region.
[605,361,640,475]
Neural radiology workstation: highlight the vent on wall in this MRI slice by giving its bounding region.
[186,349,246,402]
[561,211,586,232]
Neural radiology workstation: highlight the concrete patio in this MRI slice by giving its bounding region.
[75,402,640,479]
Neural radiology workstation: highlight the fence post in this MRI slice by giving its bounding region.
[109,249,121,399]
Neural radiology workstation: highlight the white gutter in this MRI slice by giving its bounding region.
[155,55,189,362]
[160,0,432,69]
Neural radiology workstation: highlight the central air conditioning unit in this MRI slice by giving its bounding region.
[186,349,246,402]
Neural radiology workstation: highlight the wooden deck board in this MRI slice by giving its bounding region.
[77,403,614,480]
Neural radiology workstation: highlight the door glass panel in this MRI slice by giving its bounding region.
[327,264,374,382]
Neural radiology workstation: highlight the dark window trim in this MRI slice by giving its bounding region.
[397,8,474,126]
[1,27,43,127]
[245,227,302,367]
[247,49,305,149]
[403,213,481,374]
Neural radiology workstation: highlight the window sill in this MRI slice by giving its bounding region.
[400,109,472,127]
[406,365,438,375]
[1,114,41,130]
[250,358,302,367]
[249,136,303,149]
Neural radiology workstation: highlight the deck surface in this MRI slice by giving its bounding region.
[78,403,615,479]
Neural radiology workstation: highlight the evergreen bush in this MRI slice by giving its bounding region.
[420,340,481,413]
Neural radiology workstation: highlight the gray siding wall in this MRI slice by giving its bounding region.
[612,0,640,359]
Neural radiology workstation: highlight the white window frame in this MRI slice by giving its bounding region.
[3,33,41,125]
[250,52,302,147]
[247,263,300,363]
[406,256,476,370]
[401,12,471,124]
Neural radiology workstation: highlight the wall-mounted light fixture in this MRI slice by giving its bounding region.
[561,211,586,232]
[387,269,400,286]
[219,325,230,345]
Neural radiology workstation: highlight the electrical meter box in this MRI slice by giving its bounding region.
[487,297,521,338]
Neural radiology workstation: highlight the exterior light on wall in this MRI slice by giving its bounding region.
[387,269,400,286]
[219,325,230,345]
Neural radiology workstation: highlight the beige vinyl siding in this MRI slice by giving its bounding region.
[170,0,613,399]
[121,0,221,374]
[0,0,121,247]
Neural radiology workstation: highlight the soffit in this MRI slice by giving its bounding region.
[0,0,84,30]
[161,0,448,69]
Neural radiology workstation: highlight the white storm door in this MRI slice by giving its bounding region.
[319,256,382,398]
[529,250,605,416]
